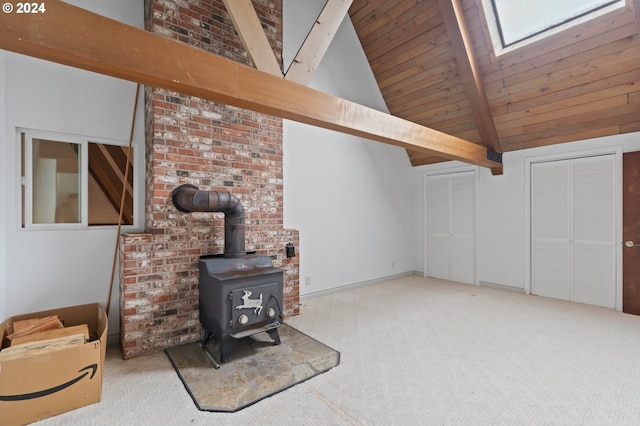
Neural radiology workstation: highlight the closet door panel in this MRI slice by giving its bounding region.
[428,235,451,280]
[427,175,451,280]
[451,172,475,284]
[532,240,570,300]
[572,242,615,307]
[571,156,616,308]
[531,162,569,239]
[451,235,475,284]
[451,173,475,236]
[531,161,569,299]
[572,156,615,242]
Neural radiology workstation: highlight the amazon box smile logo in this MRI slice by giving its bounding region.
[0,364,98,401]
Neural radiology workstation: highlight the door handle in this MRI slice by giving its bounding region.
[625,241,638,248]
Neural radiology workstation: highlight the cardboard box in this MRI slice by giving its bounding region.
[0,303,107,425]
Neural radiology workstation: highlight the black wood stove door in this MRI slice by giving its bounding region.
[230,281,281,330]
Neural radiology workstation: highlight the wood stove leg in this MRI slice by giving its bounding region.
[267,328,281,345]
[219,337,237,363]
[201,330,213,346]
[200,342,221,369]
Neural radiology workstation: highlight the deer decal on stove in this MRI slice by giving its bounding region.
[236,290,263,315]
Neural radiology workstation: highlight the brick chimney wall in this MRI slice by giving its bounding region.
[119,0,299,359]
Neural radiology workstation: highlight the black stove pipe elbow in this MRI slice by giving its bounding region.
[171,184,246,257]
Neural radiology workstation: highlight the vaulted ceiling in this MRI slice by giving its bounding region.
[1,1,638,172]
[349,0,640,166]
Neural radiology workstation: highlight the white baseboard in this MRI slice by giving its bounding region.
[300,271,419,300]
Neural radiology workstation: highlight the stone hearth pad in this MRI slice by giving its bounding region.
[164,324,340,412]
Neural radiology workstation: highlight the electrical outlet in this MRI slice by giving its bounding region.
[392,261,396,269]
[305,276,311,285]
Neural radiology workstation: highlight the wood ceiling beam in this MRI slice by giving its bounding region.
[0,1,501,169]
[222,0,283,77]
[438,0,503,174]
[285,0,353,85]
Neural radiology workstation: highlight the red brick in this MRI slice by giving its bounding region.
[121,0,294,358]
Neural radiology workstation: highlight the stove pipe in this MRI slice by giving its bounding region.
[171,184,245,257]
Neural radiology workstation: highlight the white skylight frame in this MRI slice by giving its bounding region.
[479,0,627,56]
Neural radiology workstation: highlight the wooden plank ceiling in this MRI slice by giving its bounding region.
[349,0,640,166]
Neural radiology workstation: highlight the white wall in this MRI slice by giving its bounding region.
[282,0,415,296]
[1,1,145,337]
[0,51,6,321]
[412,132,640,291]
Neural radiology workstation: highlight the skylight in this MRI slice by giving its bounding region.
[485,0,625,52]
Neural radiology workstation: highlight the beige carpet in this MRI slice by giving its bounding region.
[164,324,339,412]
[33,275,640,425]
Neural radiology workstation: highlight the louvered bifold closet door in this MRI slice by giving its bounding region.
[531,161,571,301]
[531,155,616,308]
[427,174,451,280]
[427,171,475,284]
[450,172,475,284]
[571,156,615,308]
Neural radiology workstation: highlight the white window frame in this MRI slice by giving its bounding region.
[18,128,140,231]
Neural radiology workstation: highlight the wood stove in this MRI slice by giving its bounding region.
[171,184,283,364]
[199,254,283,363]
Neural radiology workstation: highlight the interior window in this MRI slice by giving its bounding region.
[21,131,134,228]
[31,138,81,224]
[87,142,134,226]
